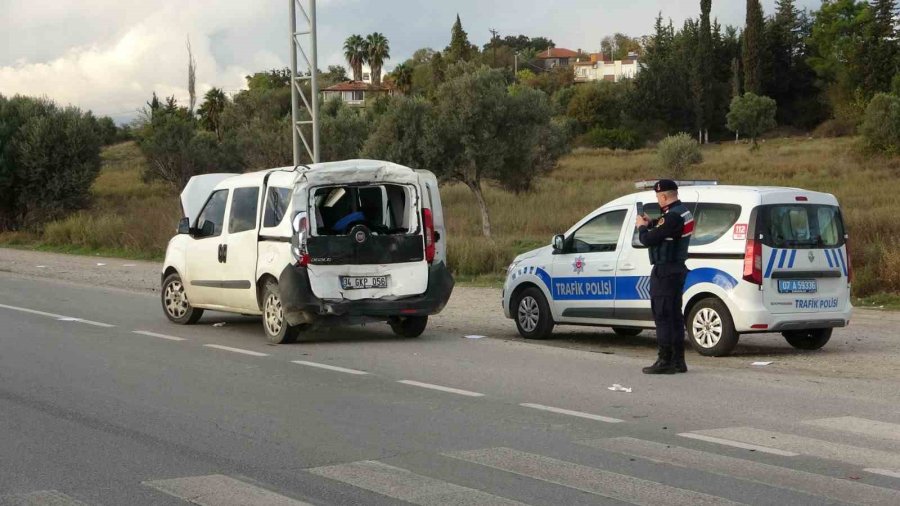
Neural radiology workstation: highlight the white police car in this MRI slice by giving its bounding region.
[502,181,853,356]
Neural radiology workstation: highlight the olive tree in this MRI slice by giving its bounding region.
[726,93,777,148]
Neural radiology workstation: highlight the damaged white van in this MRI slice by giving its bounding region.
[161,160,454,343]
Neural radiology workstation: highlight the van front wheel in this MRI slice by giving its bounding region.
[783,329,832,350]
[389,316,428,338]
[687,298,739,357]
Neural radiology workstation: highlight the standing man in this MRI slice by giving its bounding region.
[636,180,694,374]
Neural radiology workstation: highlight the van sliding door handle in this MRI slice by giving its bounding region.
[619,263,636,270]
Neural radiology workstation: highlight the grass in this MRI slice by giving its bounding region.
[2,137,899,297]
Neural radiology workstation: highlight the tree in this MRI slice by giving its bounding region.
[392,63,414,94]
[319,99,371,161]
[361,97,435,168]
[320,65,349,88]
[860,0,899,97]
[807,0,870,117]
[693,0,714,142]
[446,15,476,63]
[431,51,447,86]
[187,37,197,114]
[197,87,229,141]
[860,92,900,154]
[365,32,390,86]
[743,0,765,94]
[566,82,629,131]
[343,34,367,81]
[726,93,777,148]
[657,133,703,177]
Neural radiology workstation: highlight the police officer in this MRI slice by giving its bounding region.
[636,180,694,374]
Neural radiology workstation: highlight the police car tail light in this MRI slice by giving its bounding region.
[423,208,436,264]
[743,238,763,285]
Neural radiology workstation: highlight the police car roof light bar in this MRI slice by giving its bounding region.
[633,179,719,190]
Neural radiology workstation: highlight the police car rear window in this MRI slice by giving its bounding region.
[759,204,845,249]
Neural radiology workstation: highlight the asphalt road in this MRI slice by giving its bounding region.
[1,270,900,505]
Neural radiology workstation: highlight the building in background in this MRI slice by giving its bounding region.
[535,47,580,69]
[573,52,641,83]
[320,81,396,107]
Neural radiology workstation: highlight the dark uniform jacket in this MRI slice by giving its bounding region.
[638,200,694,275]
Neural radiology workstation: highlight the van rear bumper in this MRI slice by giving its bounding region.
[279,262,454,325]
[732,306,852,333]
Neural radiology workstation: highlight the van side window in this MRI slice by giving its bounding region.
[263,187,291,228]
[229,187,260,234]
[571,210,626,253]
[692,203,741,246]
[196,190,229,238]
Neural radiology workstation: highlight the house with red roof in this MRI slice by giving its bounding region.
[321,80,397,107]
[535,47,580,70]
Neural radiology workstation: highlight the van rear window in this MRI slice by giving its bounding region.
[758,204,845,249]
[311,184,412,236]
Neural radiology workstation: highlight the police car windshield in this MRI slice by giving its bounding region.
[760,204,844,249]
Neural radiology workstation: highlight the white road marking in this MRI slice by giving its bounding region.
[397,380,484,397]
[865,468,900,480]
[584,437,900,506]
[0,490,91,505]
[133,330,187,342]
[689,427,900,469]
[291,360,368,375]
[143,474,311,505]
[520,403,624,424]
[804,416,900,442]
[0,303,114,328]
[203,344,268,357]
[678,432,800,456]
[446,447,743,506]
[308,460,524,505]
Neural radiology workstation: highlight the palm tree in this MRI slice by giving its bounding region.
[392,63,413,94]
[343,34,366,81]
[365,32,390,86]
[196,88,229,141]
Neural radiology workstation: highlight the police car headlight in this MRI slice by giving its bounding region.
[507,261,521,276]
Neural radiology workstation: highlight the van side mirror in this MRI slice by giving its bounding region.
[177,217,190,235]
[552,234,566,253]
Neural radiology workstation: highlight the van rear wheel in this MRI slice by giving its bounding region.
[389,316,428,338]
[687,298,739,357]
[783,329,832,350]
[262,280,301,344]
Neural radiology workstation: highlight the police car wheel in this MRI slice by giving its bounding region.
[687,298,739,357]
[612,327,643,337]
[262,280,301,344]
[782,329,832,350]
[162,273,203,325]
[515,287,554,340]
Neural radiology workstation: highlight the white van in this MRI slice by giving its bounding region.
[502,183,852,356]
[161,160,454,343]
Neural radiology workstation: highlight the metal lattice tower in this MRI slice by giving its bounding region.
[289,0,320,165]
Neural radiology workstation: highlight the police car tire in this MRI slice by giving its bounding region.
[162,273,204,325]
[687,298,739,357]
[389,316,428,338]
[612,327,643,337]
[262,280,301,344]
[782,329,832,350]
[515,287,554,340]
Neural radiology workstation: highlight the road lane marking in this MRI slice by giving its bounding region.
[397,380,484,397]
[804,417,900,442]
[583,437,900,506]
[520,403,623,424]
[0,303,114,328]
[445,447,743,506]
[308,460,524,505]
[678,432,800,456]
[133,330,187,341]
[689,427,900,469]
[865,468,900,480]
[203,344,268,357]
[143,474,311,505]
[0,490,91,505]
[291,360,368,375]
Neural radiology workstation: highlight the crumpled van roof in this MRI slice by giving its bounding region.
[299,159,420,186]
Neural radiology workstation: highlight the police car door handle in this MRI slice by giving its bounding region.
[619,263,636,271]
[597,264,614,271]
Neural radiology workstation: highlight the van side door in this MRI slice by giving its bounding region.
[184,189,230,306]
[220,186,263,311]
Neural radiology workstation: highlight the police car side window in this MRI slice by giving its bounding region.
[571,210,627,253]
[692,203,741,246]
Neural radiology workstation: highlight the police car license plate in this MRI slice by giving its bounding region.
[778,279,817,294]
[341,276,388,290]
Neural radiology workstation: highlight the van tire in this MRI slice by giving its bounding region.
[612,327,643,337]
[514,287,554,340]
[262,280,301,344]
[389,316,428,338]
[782,329,832,350]
[162,273,204,325]
[687,298,739,357]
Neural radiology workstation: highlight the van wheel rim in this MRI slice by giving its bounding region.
[264,293,283,336]
[693,308,723,348]
[164,280,188,318]
[518,296,540,332]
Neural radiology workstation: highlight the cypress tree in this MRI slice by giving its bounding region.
[743,0,764,94]
[692,0,714,142]
[862,0,899,96]
[446,14,473,63]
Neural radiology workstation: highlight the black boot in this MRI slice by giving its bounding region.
[673,345,688,373]
[642,347,676,374]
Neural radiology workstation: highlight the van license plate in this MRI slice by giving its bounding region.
[341,276,388,290]
[778,279,817,294]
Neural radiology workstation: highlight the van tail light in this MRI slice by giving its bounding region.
[845,238,853,284]
[422,208,436,264]
[293,213,311,267]
[743,237,763,285]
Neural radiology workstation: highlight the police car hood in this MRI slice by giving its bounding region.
[513,245,552,264]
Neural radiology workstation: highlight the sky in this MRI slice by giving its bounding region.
[0,0,821,122]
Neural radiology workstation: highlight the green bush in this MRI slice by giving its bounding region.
[656,133,702,177]
[726,93,777,148]
[860,93,900,155]
[581,127,644,150]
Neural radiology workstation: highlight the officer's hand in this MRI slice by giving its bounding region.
[636,214,649,228]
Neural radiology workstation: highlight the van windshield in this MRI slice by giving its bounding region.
[759,204,845,249]
[311,184,414,236]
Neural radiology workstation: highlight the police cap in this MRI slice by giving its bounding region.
[654,179,678,193]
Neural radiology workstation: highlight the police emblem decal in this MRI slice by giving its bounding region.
[808,251,815,263]
[572,256,586,274]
